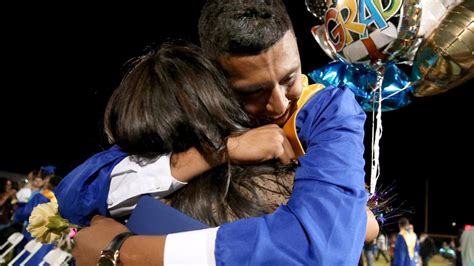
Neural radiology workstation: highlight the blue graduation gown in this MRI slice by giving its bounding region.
[14,193,51,241]
[13,193,55,266]
[392,230,419,266]
[214,85,367,265]
[54,145,127,225]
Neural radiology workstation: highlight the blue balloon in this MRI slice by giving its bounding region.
[308,62,413,112]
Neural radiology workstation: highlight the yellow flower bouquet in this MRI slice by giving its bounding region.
[27,202,80,250]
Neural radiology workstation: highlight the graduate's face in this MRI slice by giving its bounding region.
[5,180,12,191]
[219,31,303,126]
[32,177,44,188]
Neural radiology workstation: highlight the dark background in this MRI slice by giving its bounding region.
[1,1,472,236]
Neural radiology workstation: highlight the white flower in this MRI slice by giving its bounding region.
[27,202,63,243]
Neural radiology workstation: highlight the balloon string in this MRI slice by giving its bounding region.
[381,81,413,102]
[370,66,384,194]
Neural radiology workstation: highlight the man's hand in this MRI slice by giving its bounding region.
[227,124,295,165]
[72,215,129,265]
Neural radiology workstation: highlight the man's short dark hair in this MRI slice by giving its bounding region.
[198,0,293,58]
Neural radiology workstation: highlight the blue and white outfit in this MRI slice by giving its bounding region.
[54,146,186,225]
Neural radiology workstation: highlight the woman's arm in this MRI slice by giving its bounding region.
[105,125,295,219]
[170,124,295,182]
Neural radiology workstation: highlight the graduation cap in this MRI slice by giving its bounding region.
[40,165,57,175]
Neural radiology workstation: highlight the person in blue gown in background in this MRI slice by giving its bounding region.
[13,175,62,266]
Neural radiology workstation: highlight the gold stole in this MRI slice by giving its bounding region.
[282,75,325,158]
[400,229,417,259]
[41,189,57,203]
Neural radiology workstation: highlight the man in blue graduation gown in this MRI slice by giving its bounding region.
[58,1,369,265]
[392,218,420,266]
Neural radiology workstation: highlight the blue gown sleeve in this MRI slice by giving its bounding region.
[54,145,127,225]
[127,195,208,234]
[215,86,368,265]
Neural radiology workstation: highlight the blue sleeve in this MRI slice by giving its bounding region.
[127,195,208,234]
[14,194,50,223]
[54,145,127,225]
[215,86,367,265]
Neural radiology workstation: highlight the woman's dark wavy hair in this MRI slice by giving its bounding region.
[104,41,293,225]
[167,161,293,226]
[198,0,293,58]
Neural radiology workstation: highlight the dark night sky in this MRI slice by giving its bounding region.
[0,1,472,235]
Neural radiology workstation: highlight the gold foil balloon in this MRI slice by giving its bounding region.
[411,1,473,96]
[400,0,464,65]
[417,0,464,38]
